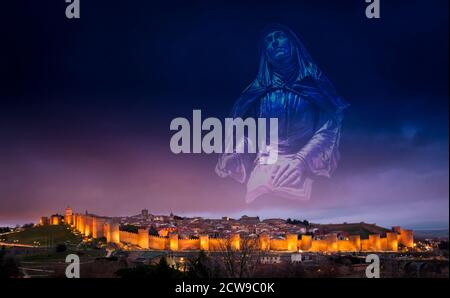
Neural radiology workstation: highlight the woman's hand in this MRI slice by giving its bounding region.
[215,153,247,183]
[271,158,307,187]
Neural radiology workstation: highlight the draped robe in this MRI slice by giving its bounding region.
[216,24,349,202]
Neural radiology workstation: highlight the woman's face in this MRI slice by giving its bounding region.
[264,30,292,64]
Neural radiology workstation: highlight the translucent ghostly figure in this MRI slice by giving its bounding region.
[216,24,349,203]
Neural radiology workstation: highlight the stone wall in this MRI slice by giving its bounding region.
[66,211,412,253]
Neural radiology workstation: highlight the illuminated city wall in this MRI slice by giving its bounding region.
[200,235,209,251]
[361,239,370,251]
[337,240,354,252]
[259,234,270,251]
[369,234,382,251]
[380,238,388,251]
[386,232,398,251]
[103,221,120,244]
[349,235,361,252]
[44,209,415,253]
[169,234,179,251]
[78,215,86,235]
[108,229,413,253]
[119,231,139,245]
[72,214,77,229]
[399,229,414,248]
[310,239,328,252]
[300,235,312,251]
[65,207,73,225]
[178,238,201,250]
[209,238,227,251]
[92,217,105,239]
[286,234,298,252]
[326,234,338,252]
[104,222,110,242]
[149,235,167,250]
[231,234,240,251]
[50,215,60,225]
[84,215,92,237]
[138,228,149,249]
[110,222,120,244]
[40,217,49,226]
[270,238,288,251]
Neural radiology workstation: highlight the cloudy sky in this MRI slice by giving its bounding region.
[1,0,448,229]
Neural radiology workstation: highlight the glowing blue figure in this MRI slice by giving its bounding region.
[216,24,349,203]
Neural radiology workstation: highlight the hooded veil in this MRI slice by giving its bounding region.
[216,24,349,194]
[230,24,348,120]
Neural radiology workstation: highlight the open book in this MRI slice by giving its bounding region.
[245,159,313,203]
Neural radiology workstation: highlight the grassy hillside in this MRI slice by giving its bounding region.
[1,225,81,246]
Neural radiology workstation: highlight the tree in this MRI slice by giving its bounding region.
[187,250,221,278]
[115,257,185,279]
[0,246,21,278]
[0,227,11,233]
[56,244,67,252]
[216,236,264,278]
[286,218,310,226]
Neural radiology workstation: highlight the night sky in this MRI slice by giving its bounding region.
[1,0,448,229]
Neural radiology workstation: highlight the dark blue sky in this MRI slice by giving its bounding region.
[0,0,448,229]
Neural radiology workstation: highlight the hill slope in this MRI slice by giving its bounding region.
[1,225,81,246]
[311,222,392,239]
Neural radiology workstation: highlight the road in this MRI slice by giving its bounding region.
[0,241,36,248]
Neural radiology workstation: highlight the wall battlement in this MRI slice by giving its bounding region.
[60,211,414,252]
